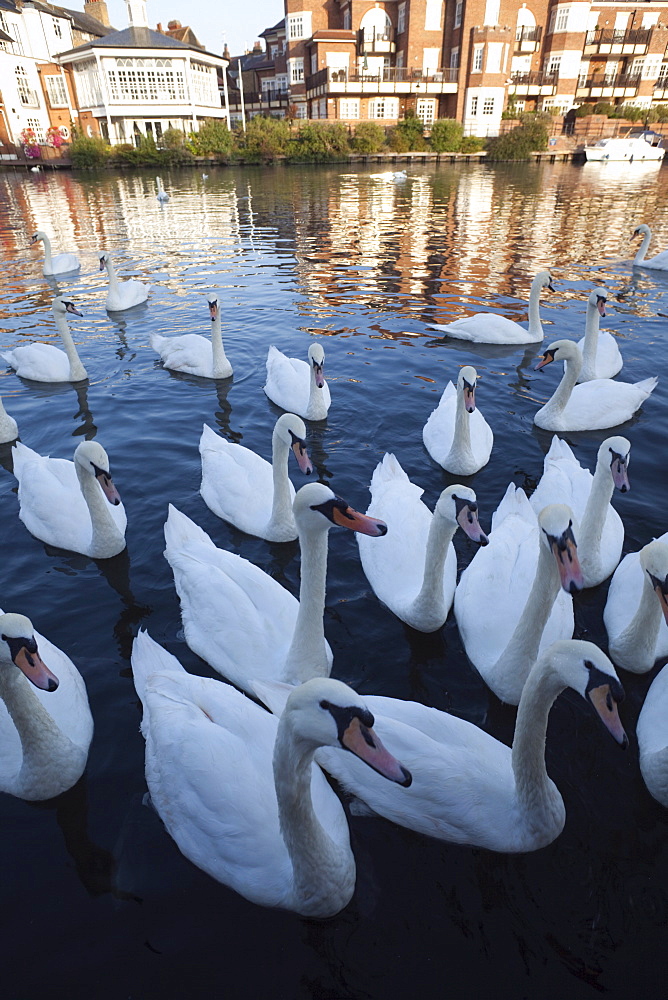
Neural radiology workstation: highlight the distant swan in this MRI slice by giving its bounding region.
[0,394,18,443]
[1,296,87,382]
[132,631,410,917]
[99,252,150,311]
[533,339,657,431]
[150,293,231,378]
[0,611,93,800]
[30,230,79,276]
[156,176,169,203]
[422,365,494,474]
[576,287,623,382]
[632,223,668,270]
[264,343,331,420]
[604,536,668,674]
[428,270,554,344]
[200,413,312,541]
[13,440,126,558]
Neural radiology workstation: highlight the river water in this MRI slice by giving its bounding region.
[1,160,667,999]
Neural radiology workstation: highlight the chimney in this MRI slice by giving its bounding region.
[83,0,111,27]
[126,0,148,28]
[253,40,262,52]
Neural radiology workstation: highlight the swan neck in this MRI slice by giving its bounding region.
[581,302,600,369]
[527,276,544,337]
[284,525,330,683]
[446,385,474,467]
[409,513,456,623]
[210,314,230,378]
[76,463,125,558]
[104,257,120,291]
[41,235,53,265]
[545,353,580,416]
[268,432,293,530]
[54,313,87,381]
[635,231,651,264]
[610,571,664,671]
[512,658,563,819]
[578,460,612,560]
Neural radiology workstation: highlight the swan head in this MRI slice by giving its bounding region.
[30,231,48,246]
[632,223,651,240]
[534,339,579,372]
[458,366,478,412]
[435,486,488,545]
[588,287,608,318]
[534,269,555,293]
[99,252,112,272]
[537,503,583,594]
[293,482,387,536]
[52,296,83,319]
[284,678,412,786]
[598,436,630,493]
[0,613,59,692]
[308,343,326,388]
[207,293,219,321]
[74,441,121,505]
[639,540,668,625]
[539,640,627,747]
[274,413,312,474]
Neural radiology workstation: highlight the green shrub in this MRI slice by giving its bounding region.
[574,104,595,117]
[429,118,463,152]
[593,102,615,116]
[389,110,428,151]
[69,134,111,168]
[486,122,548,161]
[655,106,668,122]
[188,119,234,156]
[386,126,411,152]
[241,115,291,159]
[290,122,350,160]
[351,122,385,153]
[115,135,163,164]
[459,135,485,152]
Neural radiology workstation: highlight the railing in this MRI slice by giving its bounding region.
[357,27,395,51]
[515,26,543,43]
[307,66,459,88]
[584,27,651,46]
[509,71,558,86]
[228,89,289,106]
[577,73,641,88]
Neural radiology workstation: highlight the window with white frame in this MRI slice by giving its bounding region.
[0,12,22,54]
[416,98,436,124]
[288,57,304,84]
[642,56,661,80]
[515,99,525,112]
[44,75,69,107]
[482,97,495,114]
[454,1,463,28]
[642,12,659,29]
[52,16,63,38]
[25,118,44,141]
[106,57,187,102]
[423,47,440,75]
[295,102,307,118]
[369,97,399,119]
[630,57,644,78]
[546,55,561,76]
[470,95,479,115]
[270,44,278,58]
[658,63,668,84]
[191,61,218,105]
[396,51,404,68]
[74,59,103,106]
[261,78,275,93]
[276,74,288,92]
[425,0,442,30]
[15,66,39,107]
[554,7,570,32]
[473,46,484,71]
[483,0,500,27]
[450,48,460,69]
[343,9,351,30]
[339,98,359,118]
[398,2,406,33]
[287,12,312,41]
[311,52,317,75]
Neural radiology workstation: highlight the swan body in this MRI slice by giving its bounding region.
[428,270,554,344]
[132,631,410,916]
[13,440,126,558]
[254,640,627,851]
[357,454,488,632]
[99,252,150,311]
[156,176,169,203]
[422,366,494,474]
[164,482,386,696]
[575,287,623,382]
[529,436,630,587]
[638,660,668,807]
[264,343,331,420]
[632,223,668,270]
[1,297,87,382]
[150,293,231,378]
[0,612,93,800]
[604,536,668,674]
[200,414,312,541]
[0,395,18,443]
[454,491,582,704]
[30,230,79,276]
[534,339,657,431]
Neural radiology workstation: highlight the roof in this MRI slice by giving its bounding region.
[57,24,225,60]
[260,19,285,39]
[59,5,114,36]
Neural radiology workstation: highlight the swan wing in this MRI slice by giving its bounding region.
[576,332,623,380]
[643,250,668,270]
[264,346,310,413]
[536,377,658,431]
[429,313,538,345]
[2,343,71,382]
[199,424,278,535]
[604,532,668,662]
[150,333,212,376]
[422,382,457,461]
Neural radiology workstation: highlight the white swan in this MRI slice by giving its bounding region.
[264,343,331,421]
[13,440,126,558]
[632,223,668,270]
[428,270,554,344]
[150,293,231,378]
[200,414,312,541]
[164,482,386,695]
[454,492,582,705]
[1,296,87,382]
[422,366,494,474]
[132,631,410,915]
[604,536,668,674]
[575,287,623,382]
[533,339,657,432]
[529,436,630,588]
[254,639,627,851]
[30,230,79,276]
[0,394,18,444]
[156,176,169,203]
[99,252,150,311]
[0,611,93,800]
[637,659,668,807]
[357,454,488,632]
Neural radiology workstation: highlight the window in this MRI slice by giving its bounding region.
[425,0,442,31]
[295,102,307,118]
[482,97,495,114]
[473,46,484,72]
[450,48,460,69]
[270,44,278,58]
[398,2,406,33]
[454,1,463,28]
[416,98,436,124]
[311,53,317,75]
[483,0,499,27]
[52,16,62,38]
[288,58,304,84]
[369,97,399,119]
[658,63,668,85]
[74,59,103,106]
[191,61,218,105]
[554,7,569,32]
[0,13,22,54]
[287,12,312,41]
[642,12,659,29]
[343,9,351,30]
[25,118,44,142]
[44,75,69,107]
[276,74,288,92]
[339,98,359,118]
[423,48,440,75]
[105,57,187,103]
[470,95,479,115]
[547,55,561,77]
[15,66,39,107]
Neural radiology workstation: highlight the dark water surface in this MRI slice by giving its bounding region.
[1,161,667,999]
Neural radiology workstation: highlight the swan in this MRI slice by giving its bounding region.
[12,440,126,558]
[357,454,488,632]
[99,252,150,311]
[0,611,93,800]
[200,414,312,541]
[631,223,668,270]
[637,659,668,807]
[533,339,657,432]
[164,482,386,696]
[30,230,79,276]
[264,343,331,421]
[1,296,87,383]
[575,287,623,382]
[253,639,627,851]
[604,536,668,674]
[150,293,231,378]
[131,631,410,916]
[454,491,582,704]
[0,394,18,443]
[422,365,494,474]
[156,176,169,203]
[529,436,630,588]
[428,270,554,344]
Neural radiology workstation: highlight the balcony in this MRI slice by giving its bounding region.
[583,27,651,55]
[305,66,458,97]
[227,88,290,112]
[654,77,668,97]
[507,71,558,95]
[514,26,543,53]
[357,27,395,55]
[576,73,641,98]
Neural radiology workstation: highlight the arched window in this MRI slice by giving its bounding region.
[360,8,391,43]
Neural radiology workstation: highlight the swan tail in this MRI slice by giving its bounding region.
[369,453,423,504]
[149,332,167,351]
[635,376,658,396]
[544,435,576,466]
[11,440,40,479]
[199,423,222,454]
[1,351,14,367]
[131,629,185,710]
[491,482,532,532]
[164,504,213,555]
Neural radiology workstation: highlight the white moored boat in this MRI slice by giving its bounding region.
[584,131,665,163]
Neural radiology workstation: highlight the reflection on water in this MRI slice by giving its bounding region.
[0,162,667,1000]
